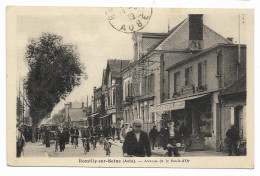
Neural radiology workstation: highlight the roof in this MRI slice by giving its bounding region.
[166,43,246,71]
[107,59,130,78]
[154,19,232,51]
[69,108,86,122]
[220,75,246,96]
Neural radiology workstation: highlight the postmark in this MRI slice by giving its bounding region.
[106,7,152,33]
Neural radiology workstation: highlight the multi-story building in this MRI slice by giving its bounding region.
[121,14,246,151]
[150,14,246,150]
[89,86,104,127]
[121,32,167,132]
[101,59,130,128]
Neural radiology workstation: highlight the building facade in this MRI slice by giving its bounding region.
[101,59,130,128]
[121,14,247,151]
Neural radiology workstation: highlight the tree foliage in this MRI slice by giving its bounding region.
[24,33,85,125]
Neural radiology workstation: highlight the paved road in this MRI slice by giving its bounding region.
[23,140,226,157]
[23,139,123,157]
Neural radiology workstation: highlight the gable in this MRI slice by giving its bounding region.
[155,19,232,51]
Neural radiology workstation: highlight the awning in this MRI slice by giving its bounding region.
[99,114,110,119]
[88,113,99,118]
[150,93,209,113]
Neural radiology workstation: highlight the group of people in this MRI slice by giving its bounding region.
[16,120,243,157]
[120,120,189,157]
[51,125,118,153]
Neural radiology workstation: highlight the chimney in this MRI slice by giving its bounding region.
[189,14,203,41]
[188,14,204,51]
[82,102,84,108]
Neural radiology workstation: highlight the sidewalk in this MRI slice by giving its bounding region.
[23,141,53,157]
[111,139,227,157]
[150,147,228,157]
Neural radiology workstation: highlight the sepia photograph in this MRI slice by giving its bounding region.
[6,6,254,168]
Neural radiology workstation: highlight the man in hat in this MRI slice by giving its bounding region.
[123,119,151,157]
[149,125,158,150]
[166,121,180,157]
[58,126,66,152]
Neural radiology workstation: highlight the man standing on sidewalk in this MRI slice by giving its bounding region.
[123,119,151,157]
[58,127,66,152]
[149,125,158,150]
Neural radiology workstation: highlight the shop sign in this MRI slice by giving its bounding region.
[150,101,185,113]
[107,108,116,114]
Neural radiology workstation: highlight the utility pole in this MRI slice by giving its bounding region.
[22,81,25,125]
[237,14,241,80]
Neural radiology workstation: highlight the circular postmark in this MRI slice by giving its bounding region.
[106,7,152,33]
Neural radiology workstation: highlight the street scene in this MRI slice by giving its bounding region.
[16,8,248,158]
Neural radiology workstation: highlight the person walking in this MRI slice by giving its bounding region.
[149,125,158,150]
[123,119,151,157]
[16,125,25,157]
[226,125,240,156]
[58,127,66,152]
[45,127,50,148]
[111,126,116,139]
[160,126,168,150]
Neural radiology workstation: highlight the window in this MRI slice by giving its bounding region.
[152,112,155,123]
[127,81,130,96]
[113,89,116,105]
[148,74,155,93]
[217,54,222,75]
[125,82,128,99]
[185,67,193,85]
[198,61,207,87]
[174,71,181,93]
[141,76,146,95]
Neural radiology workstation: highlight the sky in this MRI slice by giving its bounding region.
[15,7,248,117]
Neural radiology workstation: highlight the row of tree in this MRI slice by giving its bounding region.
[23,33,86,142]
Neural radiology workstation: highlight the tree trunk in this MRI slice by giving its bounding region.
[31,123,37,143]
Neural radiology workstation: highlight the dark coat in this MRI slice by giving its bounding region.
[58,130,66,141]
[149,128,158,140]
[70,129,79,136]
[226,127,240,142]
[123,130,151,157]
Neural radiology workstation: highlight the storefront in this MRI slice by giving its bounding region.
[150,93,214,150]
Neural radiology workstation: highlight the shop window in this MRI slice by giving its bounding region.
[185,66,193,85]
[174,71,181,93]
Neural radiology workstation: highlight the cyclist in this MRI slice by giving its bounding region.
[71,126,79,147]
[90,127,97,149]
[82,126,90,152]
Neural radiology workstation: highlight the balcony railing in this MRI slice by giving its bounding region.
[171,84,208,99]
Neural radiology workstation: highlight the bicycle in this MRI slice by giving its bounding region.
[82,138,90,155]
[237,138,247,156]
[218,137,229,154]
[72,135,78,149]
